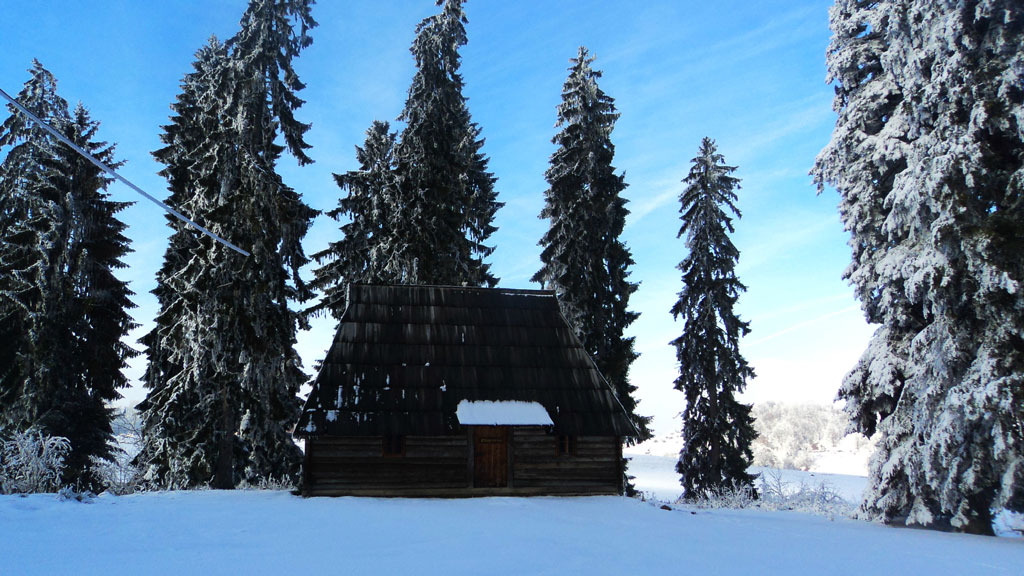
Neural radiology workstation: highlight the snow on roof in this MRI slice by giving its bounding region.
[455,400,554,426]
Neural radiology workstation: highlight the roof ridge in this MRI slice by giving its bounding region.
[348,283,555,297]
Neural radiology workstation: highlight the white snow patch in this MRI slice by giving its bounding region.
[455,400,553,426]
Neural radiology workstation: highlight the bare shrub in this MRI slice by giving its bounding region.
[91,408,145,495]
[756,468,853,520]
[237,475,297,491]
[680,484,758,510]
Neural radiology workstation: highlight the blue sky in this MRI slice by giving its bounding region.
[1,0,874,436]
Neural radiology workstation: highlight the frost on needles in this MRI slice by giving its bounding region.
[311,0,502,317]
[0,61,137,492]
[813,0,1024,534]
[136,0,317,489]
[533,47,651,446]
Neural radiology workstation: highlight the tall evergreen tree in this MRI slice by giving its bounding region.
[311,0,500,315]
[309,120,404,317]
[0,62,137,490]
[671,138,756,499]
[813,0,1023,534]
[0,61,65,427]
[392,0,501,287]
[138,0,317,489]
[137,38,243,488]
[533,47,650,442]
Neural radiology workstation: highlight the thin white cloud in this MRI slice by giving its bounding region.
[625,186,679,231]
[725,98,836,166]
[752,292,858,323]
[744,304,863,348]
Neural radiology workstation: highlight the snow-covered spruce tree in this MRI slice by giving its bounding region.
[38,104,137,490]
[813,0,1024,534]
[309,120,404,318]
[0,61,66,430]
[0,62,137,490]
[216,0,316,486]
[392,0,501,287]
[138,0,317,490]
[137,37,242,488]
[533,47,650,442]
[671,138,757,499]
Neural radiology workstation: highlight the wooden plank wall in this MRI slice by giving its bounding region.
[306,436,468,496]
[511,428,622,495]
[304,429,623,497]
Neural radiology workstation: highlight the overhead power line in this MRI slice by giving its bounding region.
[0,86,250,257]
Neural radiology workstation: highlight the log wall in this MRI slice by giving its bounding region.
[305,435,468,496]
[511,428,622,495]
[303,429,622,497]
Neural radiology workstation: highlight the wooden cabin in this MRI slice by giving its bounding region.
[293,284,637,497]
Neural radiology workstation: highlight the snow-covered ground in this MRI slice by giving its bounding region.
[2,457,1022,575]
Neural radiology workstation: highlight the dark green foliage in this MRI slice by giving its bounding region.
[137,0,317,489]
[225,0,316,166]
[672,138,757,499]
[137,38,243,488]
[392,0,500,287]
[0,62,137,491]
[533,47,650,443]
[0,63,61,424]
[311,0,500,317]
[309,121,404,317]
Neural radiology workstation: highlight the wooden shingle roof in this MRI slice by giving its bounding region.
[294,284,636,438]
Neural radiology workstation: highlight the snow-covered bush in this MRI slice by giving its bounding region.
[0,429,71,494]
[677,469,854,520]
[994,511,1024,538]
[756,469,853,520]
[57,485,96,503]
[680,484,758,510]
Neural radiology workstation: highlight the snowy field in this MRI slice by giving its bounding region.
[626,453,869,503]
[2,458,1022,575]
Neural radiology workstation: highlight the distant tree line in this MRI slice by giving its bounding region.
[750,402,866,472]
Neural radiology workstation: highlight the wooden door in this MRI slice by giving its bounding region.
[473,426,509,488]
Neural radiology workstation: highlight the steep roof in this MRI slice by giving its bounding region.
[294,284,636,438]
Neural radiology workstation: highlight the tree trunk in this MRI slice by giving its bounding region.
[213,392,235,489]
[959,496,995,536]
[707,370,720,476]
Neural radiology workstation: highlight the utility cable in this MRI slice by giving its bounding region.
[0,86,250,256]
